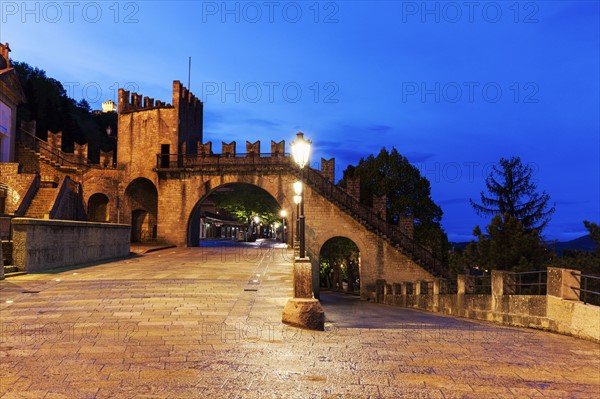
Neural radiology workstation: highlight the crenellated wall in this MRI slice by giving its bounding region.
[172,80,203,155]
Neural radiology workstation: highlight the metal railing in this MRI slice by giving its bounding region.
[466,275,492,295]
[302,166,448,278]
[156,152,291,170]
[510,270,547,295]
[17,128,87,169]
[571,272,600,305]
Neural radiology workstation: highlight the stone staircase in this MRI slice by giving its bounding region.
[300,167,450,279]
[25,187,57,219]
[17,143,83,175]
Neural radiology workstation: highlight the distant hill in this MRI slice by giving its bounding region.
[451,235,596,255]
[547,235,596,255]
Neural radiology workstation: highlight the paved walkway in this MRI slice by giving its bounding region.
[0,247,598,398]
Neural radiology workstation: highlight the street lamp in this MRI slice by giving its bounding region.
[291,132,311,258]
[282,132,324,331]
[253,215,260,240]
[280,210,287,243]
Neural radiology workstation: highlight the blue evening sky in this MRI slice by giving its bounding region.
[1,1,598,242]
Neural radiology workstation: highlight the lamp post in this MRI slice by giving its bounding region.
[293,182,303,255]
[253,215,260,240]
[280,210,287,243]
[291,132,311,258]
[282,132,324,331]
[293,195,301,243]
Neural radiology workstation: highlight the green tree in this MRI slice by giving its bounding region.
[470,157,555,232]
[339,147,448,259]
[211,184,280,225]
[13,60,114,162]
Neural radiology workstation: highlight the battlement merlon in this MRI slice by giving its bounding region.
[172,80,203,115]
[118,88,173,114]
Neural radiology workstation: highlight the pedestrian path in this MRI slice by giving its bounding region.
[0,247,598,398]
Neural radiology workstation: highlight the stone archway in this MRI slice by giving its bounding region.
[156,173,296,248]
[87,193,110,222]
[186,182,283,247]
[125,178,158,242]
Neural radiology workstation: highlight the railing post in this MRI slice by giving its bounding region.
[547,267,581,301]
[432,278,441,311]
[457,275,466,310]
[491,270,513,313]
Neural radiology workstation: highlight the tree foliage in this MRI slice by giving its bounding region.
[470,157,555,232]
[13,61,117,162]
[338,147,448,258]
[211,184,280,225]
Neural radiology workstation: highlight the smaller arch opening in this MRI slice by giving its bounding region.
[319,237,361,294]
[88,193,110,222]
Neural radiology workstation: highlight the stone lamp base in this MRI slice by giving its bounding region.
[281,257,325,331]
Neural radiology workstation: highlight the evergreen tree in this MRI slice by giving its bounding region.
[470,157,555,232]
[467,213,550,272]
[465,156,555,272]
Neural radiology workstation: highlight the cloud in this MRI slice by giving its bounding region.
[244,118,281,129]
[368,124,393,133]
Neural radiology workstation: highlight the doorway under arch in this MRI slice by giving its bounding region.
[125,178,158,242]
[319,237,361,294]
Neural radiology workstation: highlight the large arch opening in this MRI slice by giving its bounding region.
[125,178,158,242]
[187,183,286,247]
[87,193,110,222]
[319,237,361,294]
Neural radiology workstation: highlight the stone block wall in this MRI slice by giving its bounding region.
[11,218,130,272]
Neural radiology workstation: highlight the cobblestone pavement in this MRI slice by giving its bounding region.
[1,246,598,398]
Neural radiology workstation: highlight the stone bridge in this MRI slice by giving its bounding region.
[3,80,446,298]
[151,150,442,298]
